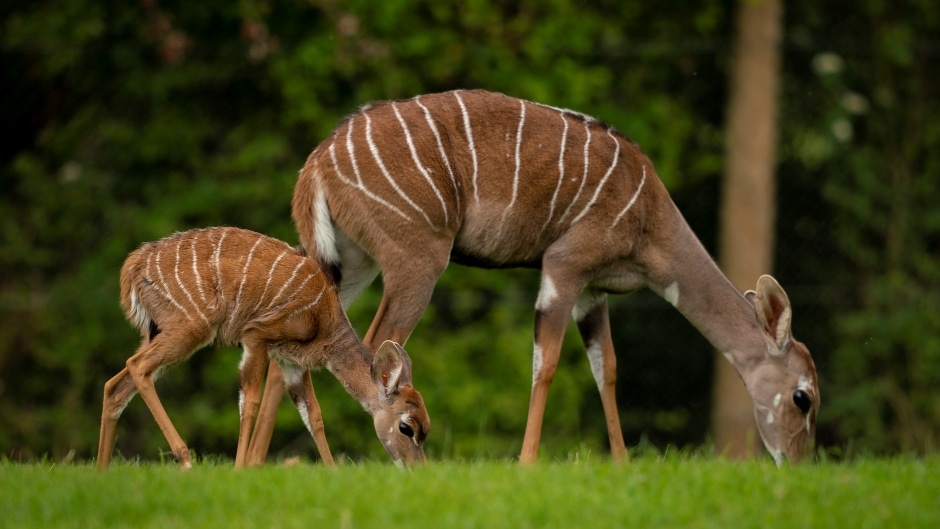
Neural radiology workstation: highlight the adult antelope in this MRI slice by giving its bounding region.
[250,89,819,465]
[98,227,429,469]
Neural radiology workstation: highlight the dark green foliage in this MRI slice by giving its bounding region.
[0,0,937,462]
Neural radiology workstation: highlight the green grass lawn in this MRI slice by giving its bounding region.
[2,455,937,528]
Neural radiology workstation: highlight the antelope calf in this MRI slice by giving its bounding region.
[251,89,819,465]
[97,227,429,469]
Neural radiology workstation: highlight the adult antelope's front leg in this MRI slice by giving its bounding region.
[520,267,586,464]
[574,292,628,461]
[362,252,449,350]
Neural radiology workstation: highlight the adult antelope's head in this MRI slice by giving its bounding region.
[743,275,819,465]
[369,341,430,466]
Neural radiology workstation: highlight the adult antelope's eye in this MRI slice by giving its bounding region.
[793,389,812,414]
[399,422,415,438]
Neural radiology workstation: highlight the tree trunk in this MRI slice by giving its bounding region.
[713,0,783,458]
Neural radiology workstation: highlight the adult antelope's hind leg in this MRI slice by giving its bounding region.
[282,365,335,466]
[246,359,284,466]
[519,266,586,464]
[98,367,140,469]
[574,293,628,461]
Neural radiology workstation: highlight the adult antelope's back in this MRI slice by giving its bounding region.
[254,89,819,465]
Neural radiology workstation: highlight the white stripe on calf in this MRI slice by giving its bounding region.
[153,249,194,322]
[174,239,210,327]
[252,250,288,314]
[267,260,306,310]
[212,228,228,298]
[231,237,263,320]
[191,238,207,304]
[287,285,325,321]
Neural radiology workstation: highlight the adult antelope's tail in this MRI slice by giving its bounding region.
[292,159,340,271]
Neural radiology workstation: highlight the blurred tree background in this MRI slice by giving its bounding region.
[1,0,937,463]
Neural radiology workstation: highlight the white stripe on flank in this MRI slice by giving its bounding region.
[531,101,599,124]
[191,238,207,304]
[287,285,325,321]
[231,237,263,319]
[174,239,210,327]
[345,118,365,187]
[252,250,288,314]
[557,121,592,225]
[393,101,449,224]
[498,100,526,236]
[541,113,569,236]
[151,249,193,321]
[610,165,648,230]
[415,97,460,218]
[570,128,621,226]
[331,141,412,222]
[212,228,228,298]
[454,91,479,204]
[364,112,433,226]
[267,260,307,310]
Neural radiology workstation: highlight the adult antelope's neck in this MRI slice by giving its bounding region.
[647,201,766,373]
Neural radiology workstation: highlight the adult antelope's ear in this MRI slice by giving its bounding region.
[371,341,412,399]
[752,275,792,353]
